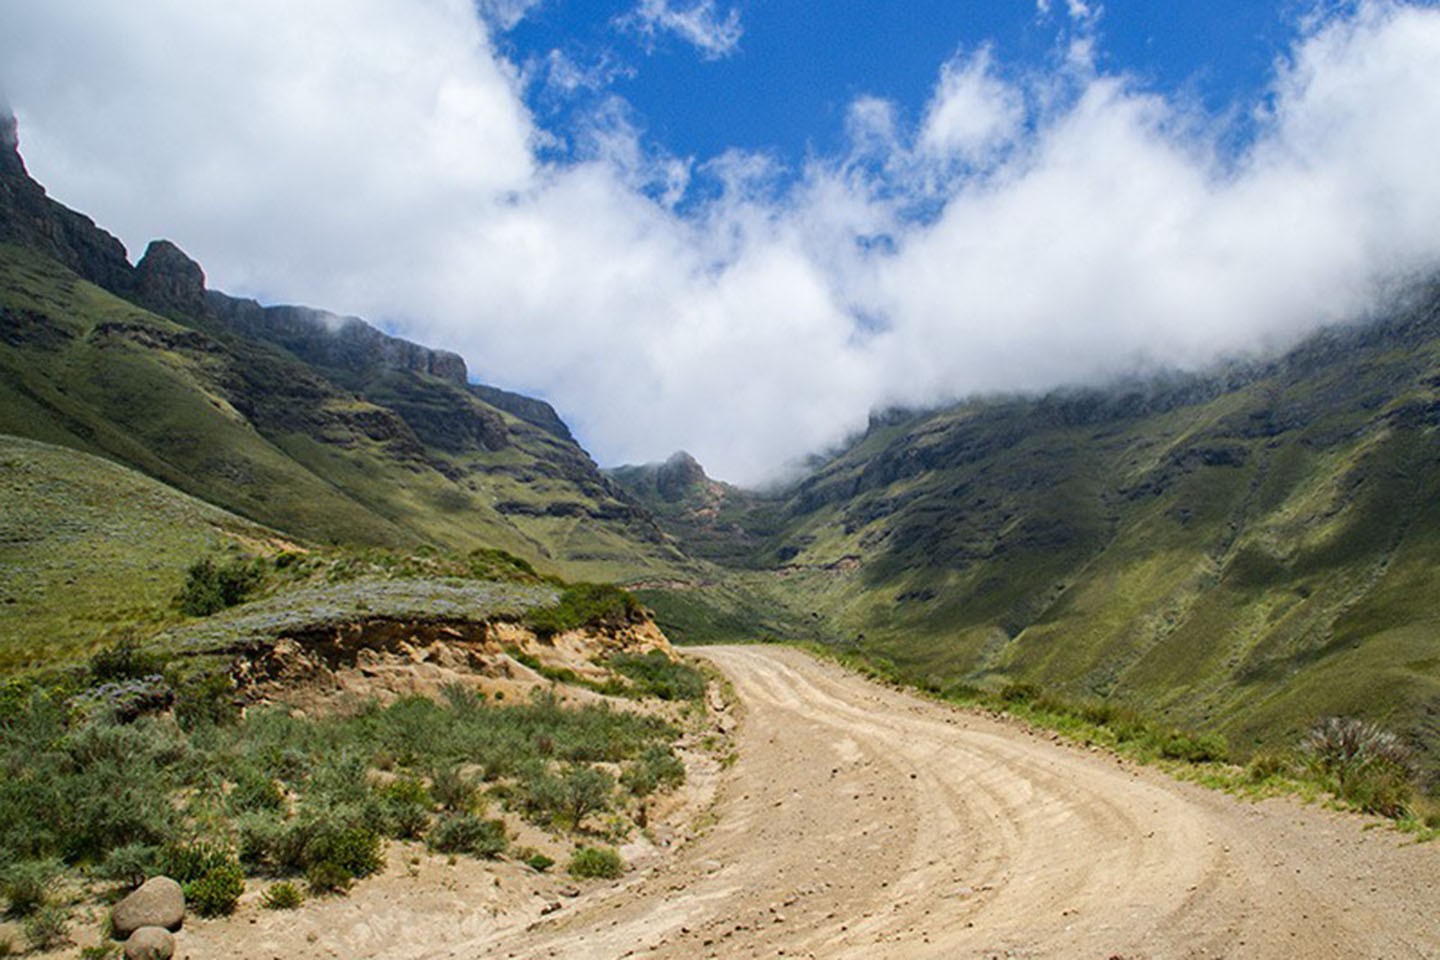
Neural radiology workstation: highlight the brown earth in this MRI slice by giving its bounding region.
[172,644,1436,960]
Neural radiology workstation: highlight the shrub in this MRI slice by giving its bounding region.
[96,843,159,890]
[524,852,555,873]
[1303,716,1413,817]
[235,813,288,872]
[305,862,353,895]
[1245,751,1292,783]
[159,840,245,917]
[524,765,614,828]
[526,584,643,638]
[568,846,624,879]
[300,822,383,888]
[998,681,1041,704]
[621,746,686,798]
[1159,731,1228,764]
[427,814,507,858]
[1,858,62,918]
[172,672,239,730]
[260,881,303,910]
[176,556,263,617]
[21,903,69,951]
[375,777,433,840]
[158,839,233,884]
[227,768,286,815]
[79,944,121,960]
[607,652,706,701]
[429,765,478,814]
[185,860,245,917]
[88,636,166,685]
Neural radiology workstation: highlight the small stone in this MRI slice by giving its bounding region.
[558,886,581,898]
[541,902,563,915]
[112,877,185,938]
[125,926,176,960]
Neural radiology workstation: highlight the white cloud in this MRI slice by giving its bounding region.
[476,0,545,31]
[623,0,743,60]
[918,47,1024,165]
[3,1,1440,485]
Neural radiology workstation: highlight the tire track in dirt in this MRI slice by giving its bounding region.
[480,645,1437,959]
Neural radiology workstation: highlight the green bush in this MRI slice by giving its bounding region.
[526,583,643,637]
[524,852,555,872]
[96,843,158,890]
[186,860,245,917]
[1244,751,1292,783]
[1158,731,1228,764]
[21,903,69,951]
[427,814,507,858]
[607,652,706,701]
[260,880,303,910]
[1303,716,1414,817]
[429,765,478,814]
[176,557,263,617]
[172,672,239,730]
[0,858,61,918]
[375,776,433,840]
[88,635,165,684]
[300,821,383,888]
[524,765,615,828]
[158,839,233,884]
[568,846,624,879]
[227,768,286,815]
[304,862,354,895]
[621,745,686,798]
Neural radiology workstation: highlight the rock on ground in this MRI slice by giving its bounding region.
[124,925,176,960]
[112,876,185,938]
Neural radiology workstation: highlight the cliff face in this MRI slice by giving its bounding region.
[0,113,135,295]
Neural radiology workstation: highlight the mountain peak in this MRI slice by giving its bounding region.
[135,239,207,316]
[0,112,25,178]
[657,450,708,500]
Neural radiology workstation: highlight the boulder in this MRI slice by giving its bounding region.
[112,876,185,938]
[124,926,176,960]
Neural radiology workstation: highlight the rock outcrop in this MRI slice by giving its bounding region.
[135,239,207,317]
[0,112,135,295]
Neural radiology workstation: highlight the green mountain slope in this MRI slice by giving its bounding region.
[0,120,682,582]
[0,434,288,669]
[620,293,1440,781]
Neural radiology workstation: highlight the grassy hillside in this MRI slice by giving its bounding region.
[0,434,289,669]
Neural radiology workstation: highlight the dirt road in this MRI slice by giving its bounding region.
[488,644,1438,960]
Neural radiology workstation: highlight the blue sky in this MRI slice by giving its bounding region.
[507,1,1295,177]
[4,1,1440,483]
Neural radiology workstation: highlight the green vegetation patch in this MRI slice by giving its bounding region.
[525,583,645,637]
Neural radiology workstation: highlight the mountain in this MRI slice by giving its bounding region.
[0,115,682,582]
[618,294,1440,783]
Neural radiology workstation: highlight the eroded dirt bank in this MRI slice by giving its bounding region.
[484,645,1438,960]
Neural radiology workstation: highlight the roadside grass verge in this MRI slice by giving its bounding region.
[795,641,1438,841]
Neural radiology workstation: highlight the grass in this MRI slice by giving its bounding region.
[0,629,697,910]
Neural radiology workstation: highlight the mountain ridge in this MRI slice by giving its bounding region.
[0,115,679,580]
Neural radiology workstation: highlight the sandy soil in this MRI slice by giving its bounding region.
[174,645,1437,960]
